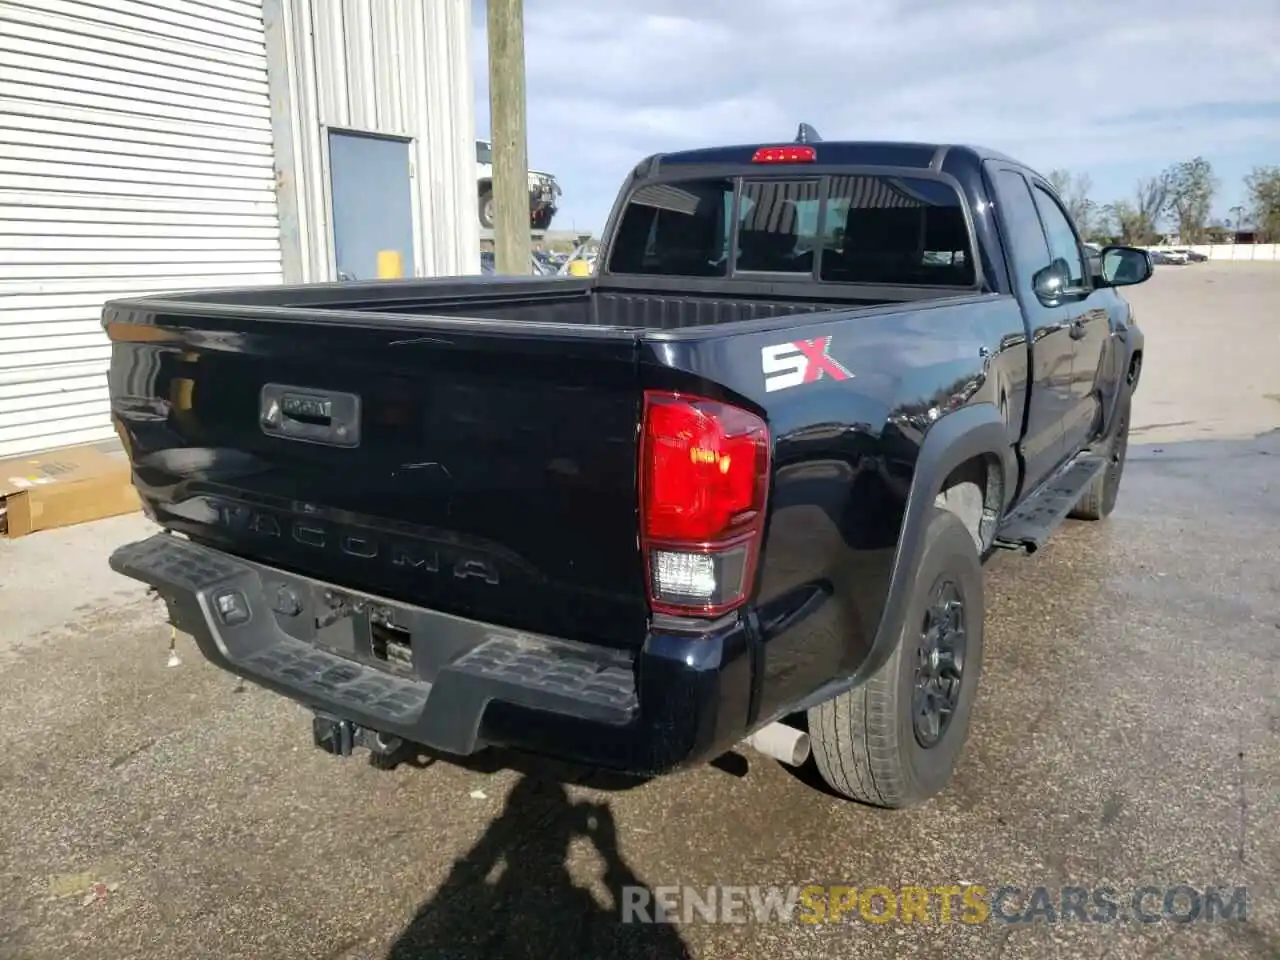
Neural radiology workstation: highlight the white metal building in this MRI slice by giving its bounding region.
[0,0,480,458]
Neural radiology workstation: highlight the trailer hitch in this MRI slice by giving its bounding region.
[312,713,409,770]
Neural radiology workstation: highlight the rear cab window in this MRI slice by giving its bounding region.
[607,172,975,287]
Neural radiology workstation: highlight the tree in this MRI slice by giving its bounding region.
[1165,157,1216,243]
[1086,206,1118,245]
[1047,169,1071,196]
[1047,168,1096,236]
[1105,199,1146,245]
[1105,176,1168,245]
[1136,174,1169,233]
[1244,166,1280,242]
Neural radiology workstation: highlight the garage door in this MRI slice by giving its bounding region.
[0,0,282,457]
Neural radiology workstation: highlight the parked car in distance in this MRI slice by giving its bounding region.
[531,250,562,274]
[1153,248,1189,265]
[475,139,562,231]
[1172,247,1208,263]
[103,128,1152,809]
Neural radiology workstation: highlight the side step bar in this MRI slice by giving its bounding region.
[994,453,1107,553]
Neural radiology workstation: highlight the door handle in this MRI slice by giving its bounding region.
[1069,320,1086,340]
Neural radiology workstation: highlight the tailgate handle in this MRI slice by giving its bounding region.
[284,405,332,426]
[260,383,361,447]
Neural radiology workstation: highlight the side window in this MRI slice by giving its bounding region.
[1031,185,1086,287]
[993,169,1051,291]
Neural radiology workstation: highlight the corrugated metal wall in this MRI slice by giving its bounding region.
[266,0,480,282]
[0,0,283,458]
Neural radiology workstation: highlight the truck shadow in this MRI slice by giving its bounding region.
[389,741,651,793]
[385,774,691,959]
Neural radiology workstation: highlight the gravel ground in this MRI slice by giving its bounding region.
[0,262,1277,960]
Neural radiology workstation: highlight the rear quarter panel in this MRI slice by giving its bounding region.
[642,294,1028,720]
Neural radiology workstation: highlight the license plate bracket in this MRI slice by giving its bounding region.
[311,588,414,676]
[312,588,368,660]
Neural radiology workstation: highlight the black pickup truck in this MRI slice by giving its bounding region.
[104,127,1151,808]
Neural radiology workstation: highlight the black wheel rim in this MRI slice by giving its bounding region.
[913,579,966,749]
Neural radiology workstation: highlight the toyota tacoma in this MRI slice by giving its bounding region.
[104,127,1150,808]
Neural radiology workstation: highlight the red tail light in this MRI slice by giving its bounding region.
[639,391,770,617]
[751,145,816,163]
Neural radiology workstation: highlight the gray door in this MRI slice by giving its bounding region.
[328,131,415,281]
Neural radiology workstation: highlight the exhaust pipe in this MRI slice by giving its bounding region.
[743,722,810,767]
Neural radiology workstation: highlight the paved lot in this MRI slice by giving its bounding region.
[1,263,1278,959]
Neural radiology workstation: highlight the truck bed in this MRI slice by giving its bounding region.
[104,275,1003,656]
[151,275,963,334]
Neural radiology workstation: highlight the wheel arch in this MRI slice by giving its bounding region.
[790,403,1014,713]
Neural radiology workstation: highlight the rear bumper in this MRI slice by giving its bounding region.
[109,534,755,775]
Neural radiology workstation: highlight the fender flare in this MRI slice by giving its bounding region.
[1100,325,1142,440]
[789,402,1015,714]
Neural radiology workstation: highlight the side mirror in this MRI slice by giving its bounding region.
[1032,257,1073,306]
[1097,245,1153,288]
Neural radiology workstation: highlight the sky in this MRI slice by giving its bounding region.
[470,0,1280,234]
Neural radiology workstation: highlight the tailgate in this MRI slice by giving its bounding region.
[105,302,648,649]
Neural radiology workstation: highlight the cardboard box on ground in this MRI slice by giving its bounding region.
[0,442,140,539]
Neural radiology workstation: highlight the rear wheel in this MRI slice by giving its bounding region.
[478,189,494,229]
[808,507,984,808]
[1070,391,1130,521]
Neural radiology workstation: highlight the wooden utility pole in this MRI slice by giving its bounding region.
[486,0,530,275]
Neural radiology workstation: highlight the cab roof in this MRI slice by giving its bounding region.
[646,125,1018,172]
[652,140,1016,170]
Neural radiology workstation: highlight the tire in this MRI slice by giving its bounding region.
[478,189,494,229]
[808,506,984,808]
[1069,390,1130,521]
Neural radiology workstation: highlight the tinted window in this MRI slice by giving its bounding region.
[993,170,1051,289]
[1031,186,1086,286]
[736,179,821,273]
[607,174,974,284]
[607,180,733,277]
[476,141,491,164]
[819,175,974,286]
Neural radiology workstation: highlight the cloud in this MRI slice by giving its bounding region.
[472,0,1280,230]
